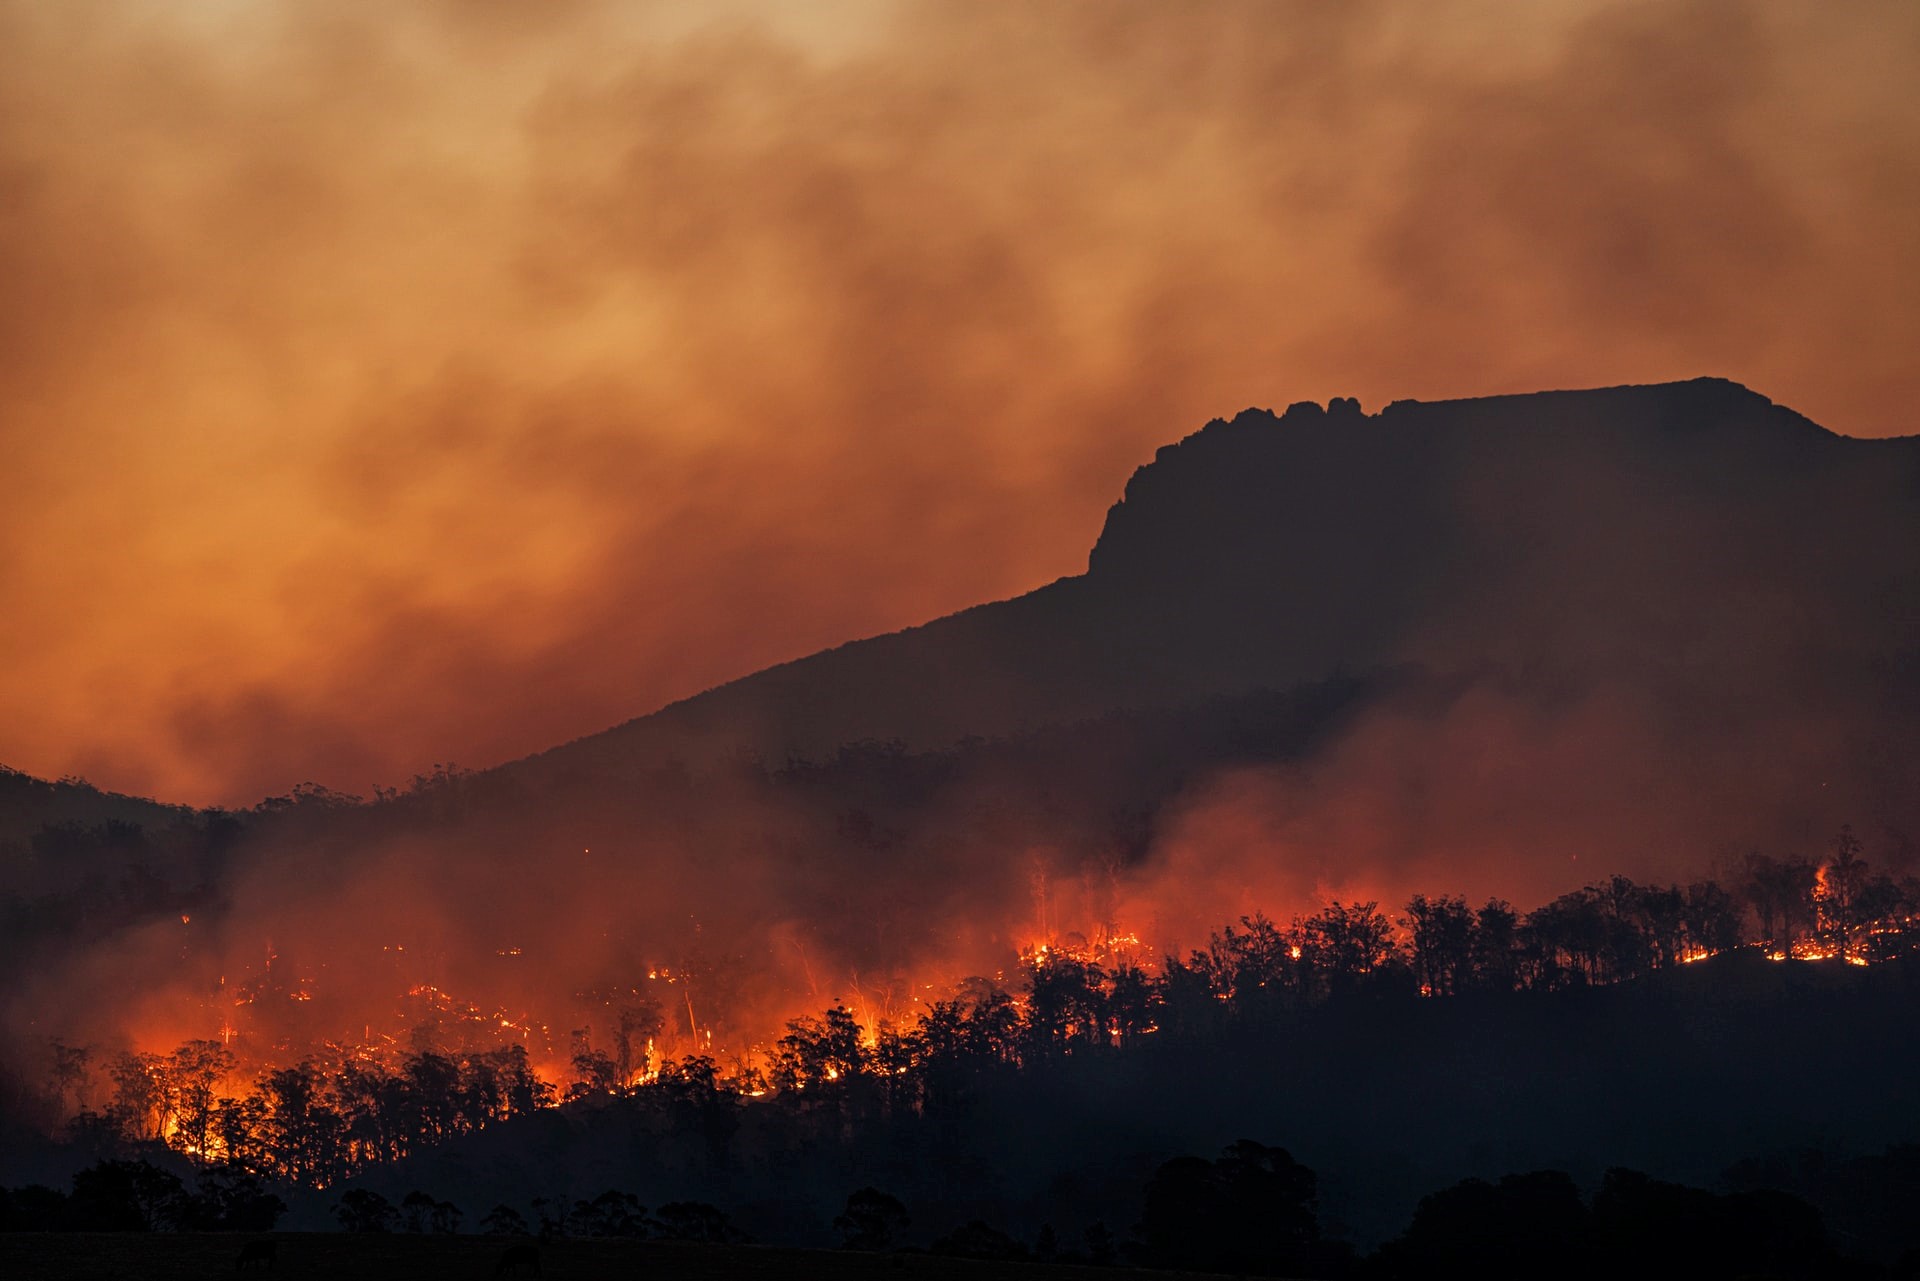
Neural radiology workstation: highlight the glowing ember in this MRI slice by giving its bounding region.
[28,857,1915,1188]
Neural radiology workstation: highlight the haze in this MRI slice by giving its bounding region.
[2,0,1916,805]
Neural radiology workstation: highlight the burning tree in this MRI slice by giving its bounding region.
[25,823,1919,1196]
[1406,895,1476,997]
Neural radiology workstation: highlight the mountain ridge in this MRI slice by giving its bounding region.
[504,376,1920,791]
[5,377,1915,816]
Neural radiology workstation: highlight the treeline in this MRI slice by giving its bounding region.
[0,1144,1883,1281]
[763,830,1918,1098]
[1125,1143,1846,1279]
[35,831,1920,1188]
[0,1159,283,1233]
[332,1186,744,1243]
[53,1042,555,1187]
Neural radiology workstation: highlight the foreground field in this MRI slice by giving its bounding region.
[0,1234,1224,1281]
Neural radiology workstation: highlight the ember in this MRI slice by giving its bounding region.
[32,834,1914,1188]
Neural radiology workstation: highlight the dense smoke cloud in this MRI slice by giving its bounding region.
[0,0,1915,805]
[1119,683,1877,958]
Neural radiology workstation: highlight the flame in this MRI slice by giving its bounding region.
[55,871,1917,1190]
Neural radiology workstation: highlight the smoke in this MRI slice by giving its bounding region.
[3,0,1918,1110]
[0,751,1056,1075]
[0,0,1915,804]
[17,664,1906,1089]
[1117,681,1892,961]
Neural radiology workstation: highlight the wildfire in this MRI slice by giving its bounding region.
[123,889,1916,1116]
[41,853,1918,1194]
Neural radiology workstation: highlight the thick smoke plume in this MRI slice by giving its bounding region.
[0,0,1916,804]
[3,2,1919,1148]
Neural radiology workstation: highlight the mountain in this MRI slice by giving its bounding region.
[9,376,1917,931]
[7,377,1920,1208]
[7,378,1919,1256]
[511,378,1920,806]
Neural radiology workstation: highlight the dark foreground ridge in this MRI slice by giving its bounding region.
[0,1233,1229,1281]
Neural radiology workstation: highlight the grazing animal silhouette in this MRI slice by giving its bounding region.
[235,1239,277,1270]
[495,1243,541,1277]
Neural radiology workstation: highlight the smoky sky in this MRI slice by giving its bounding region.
[1,0,1916,806]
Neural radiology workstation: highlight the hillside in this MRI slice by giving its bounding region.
[509,379,1920,822]
[5,377,1918,1137]
[5,381,1920,1274]
[0,767,196,845]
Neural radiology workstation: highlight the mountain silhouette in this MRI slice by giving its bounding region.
[509,377,1920,802]
[7,376,1916,886]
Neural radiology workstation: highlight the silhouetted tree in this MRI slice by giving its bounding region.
[69,1160,186,1231]
[1591,1167,1833,1280]
[1106,960,1159,1045]
[184,1165,285,1232]
[212,1094,268,1171]
[834,1186,910,1251]
[401,1188,437,1233]
[1824,825,1870,957]
[870,1020,923,1115]
[1378,1170,1589,1280]
[566,1036,620,1101]
[1298,901,1398,996]
[1023,948,1107,1058]
[0,1184,73,1232]
[931,1219,1025,1260]
[772,1005,865,1091]
[106,1052,167,1143]
[1137,1140,1320,1275]
[334,1187,397,1233]
[164,1040,232,1159]
[1778,856,1821,949]
[614,998,664,1084]
[1157,954,1223,1036]
[1681,880,1743,956]
[1633,882,1687,969]
[651,1201,742,1243]
[1406,894,1475,996]
[48,1040,92,1115]
[568,1190,646,1238]
[480,1203,529,1237]
[1204,913,1297,1014]
[1526,889,1609,986]
[262,1062,345,1184]
[1469,898,1521,992]
[656,1055,740,1167]
[1597,877,1656,980]
[1742,851,1792,946]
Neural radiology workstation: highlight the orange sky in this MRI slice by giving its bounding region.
[1,0,1916,807]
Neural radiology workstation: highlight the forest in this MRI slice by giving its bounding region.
[4,821,1918,1276]
[19,825,1916,1174]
